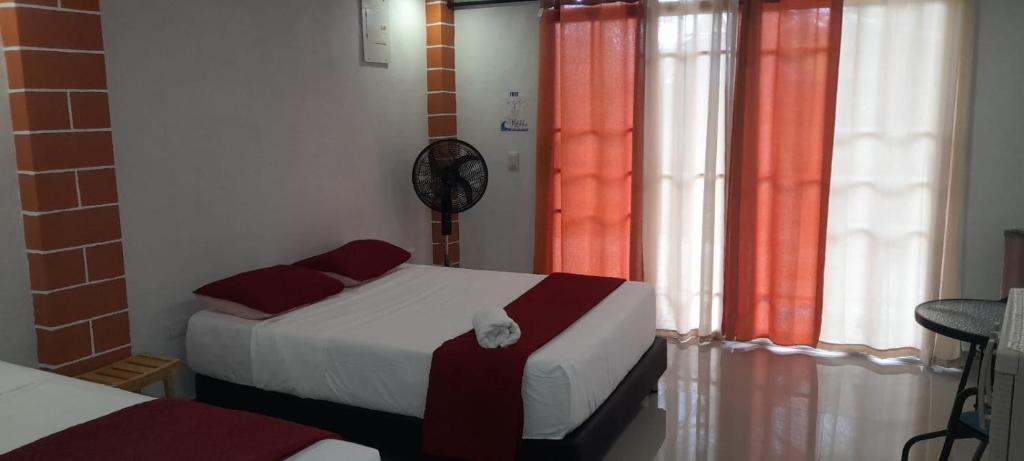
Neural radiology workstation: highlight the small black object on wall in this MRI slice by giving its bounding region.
[412,139,488,267]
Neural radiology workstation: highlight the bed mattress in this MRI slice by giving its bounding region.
[0,361,378,461]
[187,264,655,439]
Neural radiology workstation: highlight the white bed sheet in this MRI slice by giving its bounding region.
[187,264,655,439]
[0,361,378,461]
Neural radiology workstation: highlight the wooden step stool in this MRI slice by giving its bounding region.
[77,353,180,398]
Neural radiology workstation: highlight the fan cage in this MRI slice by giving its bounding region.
[411,139,488,214]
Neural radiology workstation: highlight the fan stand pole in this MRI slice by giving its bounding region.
[441,211,452,268]
[441,184,453,267]
[443,234,450,267]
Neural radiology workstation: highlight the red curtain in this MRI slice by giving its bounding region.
[722,0,843,345]
[534,1,645,280]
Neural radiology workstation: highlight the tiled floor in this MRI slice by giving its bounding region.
[603,340,981,461]
[382,339,980,460]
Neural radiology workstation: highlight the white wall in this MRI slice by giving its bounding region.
[961,0,1024,298]
[101,0,430,394]
[455,4,539,273]
[0,50,36,367]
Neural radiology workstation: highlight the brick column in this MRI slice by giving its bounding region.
[426,0,459,267]
[0,0,131,375]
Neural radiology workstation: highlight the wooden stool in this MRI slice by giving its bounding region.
[77,354,180,398]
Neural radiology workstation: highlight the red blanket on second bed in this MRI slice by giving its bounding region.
[1,399,335,461]
[422,272,625,461]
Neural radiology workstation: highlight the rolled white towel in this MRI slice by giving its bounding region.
[472,308,521,349]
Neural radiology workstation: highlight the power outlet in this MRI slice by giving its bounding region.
[507,150,520,172]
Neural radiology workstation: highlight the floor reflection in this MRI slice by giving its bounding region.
[606,340,980,461]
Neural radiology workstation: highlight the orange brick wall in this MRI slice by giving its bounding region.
[426,0,459,266]
[0,0,131,374]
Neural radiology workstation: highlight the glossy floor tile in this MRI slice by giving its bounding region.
[382,339,980,460]
[604,340,981,461]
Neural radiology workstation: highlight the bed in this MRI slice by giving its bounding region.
[0,360,380,461]
[188,264,667,460]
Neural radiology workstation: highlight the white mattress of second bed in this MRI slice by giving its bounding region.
[187,264,655,439]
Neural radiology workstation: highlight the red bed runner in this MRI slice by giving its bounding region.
[422,272,625,461]
[1,399,335,461]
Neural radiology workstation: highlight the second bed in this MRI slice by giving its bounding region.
[187,264,656,440]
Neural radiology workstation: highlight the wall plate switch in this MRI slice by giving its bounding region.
[508,150,520,172]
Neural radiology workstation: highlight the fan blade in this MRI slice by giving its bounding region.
[427,153,446,177]
[449,155,477,169]
[452,176,475,209]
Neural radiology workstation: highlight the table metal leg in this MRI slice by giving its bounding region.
[902,344,978,460]
[957,344,977,394]
[939,432,957,461]
[970,439,987,461]
[902,430,947,461]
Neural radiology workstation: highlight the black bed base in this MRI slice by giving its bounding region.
[195,337,667,461]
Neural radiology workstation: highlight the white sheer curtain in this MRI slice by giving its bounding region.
[643,0,737,339]
[819,0,973,360]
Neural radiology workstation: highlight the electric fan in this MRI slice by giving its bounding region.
[412,139,488,266]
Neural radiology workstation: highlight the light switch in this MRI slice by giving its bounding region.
[507,151,520,172]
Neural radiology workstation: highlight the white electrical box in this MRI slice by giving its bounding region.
[362,0,389,64]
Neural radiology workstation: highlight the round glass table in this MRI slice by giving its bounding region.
[902,298,1006,461]
[915,299,1006,345]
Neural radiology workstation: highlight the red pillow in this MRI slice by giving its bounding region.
[294,239,411,285]
[194,265,344,316]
